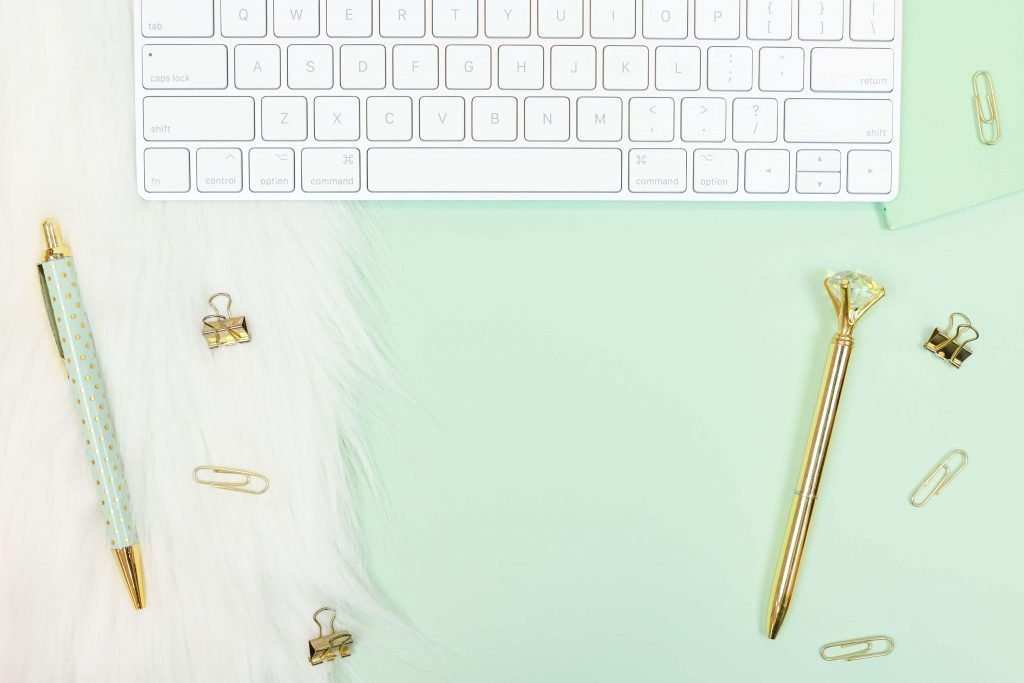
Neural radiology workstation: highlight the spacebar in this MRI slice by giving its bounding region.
[367,148,623,193]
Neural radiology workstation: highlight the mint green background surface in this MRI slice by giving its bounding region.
[883,0,1024,228]
[357,1,1024,679]
[361,192,1024,683]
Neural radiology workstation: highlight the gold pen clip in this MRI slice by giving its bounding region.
[192,466,269,495]
[973,71,1001,145]
[202,293,250,349]
[924,313,978,368]
[37,218,71,364]
[308,607,353,666]
[910,450,967,508]
[820,636,895,662]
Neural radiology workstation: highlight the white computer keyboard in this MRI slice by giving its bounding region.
[134,0,901,200]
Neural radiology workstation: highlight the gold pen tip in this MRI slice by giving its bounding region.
[766,604,786,640]
[113,544,146,610]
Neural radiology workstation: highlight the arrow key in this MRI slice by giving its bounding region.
[745,149,790,193]
[847,150,892,194]
[796,171,840,194]
[796,149,840,172]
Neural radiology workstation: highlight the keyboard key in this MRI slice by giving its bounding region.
[539,0,584,37]
[234,45,280,90]
[550,46,596,90]
[143,148,191,192]
[365,148,622,192]
[446,45,491,89]
[680,97,726,142]
[629,149,686,192]
[499,45,544,90]
[812,152,842,174]
[577,97,622,141]
[327,0,373,37]
[628,97,674,142]
[302,148,361,192]
[485,0,531,37]
[472,97,517,140]
[419,96,466,140]
[142,45,227,90]
[143,97,255,141]
[525,97,570,141]
[643,0,687,38]
[850,0,895,41]
[590,0,636,38]
[274,0,320,37]
[196,148,243,192]
[784,99,892,143]
[366,96,414,140]
[222,0,267,37]
[261,96,308,140]
[393,45,439,89]
[707,46,752,91]
[380,0,426,37]
[249,148,295,191]
[498,45,544,90]
[744,149,789,193]
[433,0,478,36]
[796,171,840,193]
[693,149,738,193]
[796,149,840,172]
[141,0,213,37]
[654,47,700,91]
[314,96,361,140]
[732,98,777,142]
[339,45,386,89]
[798,0,842,40]
[695,0,740,39]
[287,45,334,89]
[758,47,803,92]
[847,150,892,193]
[603,46,648,90]
[746,0,791,39]
[810,48,894,93]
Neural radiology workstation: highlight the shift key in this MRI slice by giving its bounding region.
[784,99,892,143]
[143,97,255,141]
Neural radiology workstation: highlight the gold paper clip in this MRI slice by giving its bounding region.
[973,71,1001,145]
[910,450,967,508]
[820,636,895,662]
[192,466,270,495]
[308,607,353,666]
[924,313,978,368]
[202,293,250,349]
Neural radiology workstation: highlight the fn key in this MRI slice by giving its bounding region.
[144,148,190,192]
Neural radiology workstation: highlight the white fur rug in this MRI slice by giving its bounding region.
[0,2,400,680]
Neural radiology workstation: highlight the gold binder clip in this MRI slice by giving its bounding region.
[820,636,895,662]
[192,466,270,495]
[924,313,978,368]
[910,450,967,508]
[973,71,1001,145]
[308,607,353,666]
[202,293,250,348]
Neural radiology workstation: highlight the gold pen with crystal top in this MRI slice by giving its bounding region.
[37,219,146,609]
[765,272,884,639]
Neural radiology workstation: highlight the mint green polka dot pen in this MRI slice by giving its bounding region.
[37,219,146,610]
